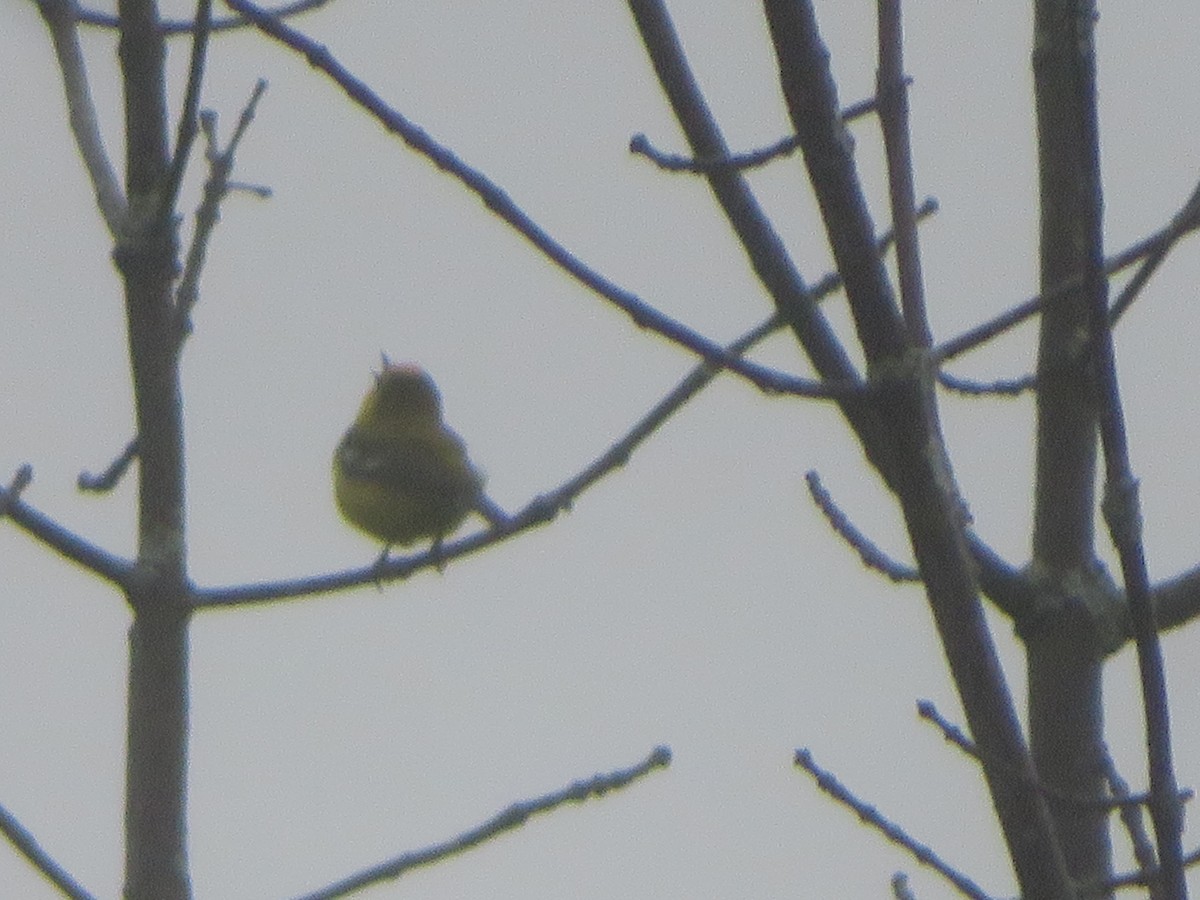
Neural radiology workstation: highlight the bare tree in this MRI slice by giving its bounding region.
[5,1,1200,898]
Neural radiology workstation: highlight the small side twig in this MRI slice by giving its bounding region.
[891,872,917,900]
[804,470,920,583]
[174,78,270,338]
[36,0,126,236]
[78,437,139,493]
[294,746,671,900]
[936,371,1035,398]
[935,186,1200,365]
[916,699,979,762]
[876,0,929,347]
[159,0,215,224]
[0,466,33,518]
[1104,749,1161,896]
[628,82,905,174]
[1109,179,1200,324]
[794,748,994,900]
[1083,844,1200,897]
[917,700,1166,815]
[0,481,134,584]
[0,801,96,900]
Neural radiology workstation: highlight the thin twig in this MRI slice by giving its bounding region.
[916,700,980,761]
[294,746,671,900]
[1110,179,1200,324]
[77,0,333,33]
[175,79,269,337]
[917,700,1160,815]
[935,197,1200,364]
[804,470,920,582]
[891,872,917,900]
[876,0,929,347]
[931,189,1200,401]
[78,438,139,492]
[0,466,33,517]
[0,478,134,584]
[1085,70,1185,900]
[794,748,995,900]
[936,371,1034,398]
[1083,845,1200,897]
[159,0,214,225]
[1104,750,1161,898]
[35,0,126,236]
[0,801,97,900]
[628,83,905,174]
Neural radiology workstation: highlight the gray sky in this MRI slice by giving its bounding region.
[3,2,1200,897]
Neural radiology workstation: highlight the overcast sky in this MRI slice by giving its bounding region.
[4,2,1200,898]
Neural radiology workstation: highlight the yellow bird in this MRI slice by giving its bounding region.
[334,361,485,564]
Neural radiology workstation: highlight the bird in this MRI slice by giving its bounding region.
[333,360,485,568]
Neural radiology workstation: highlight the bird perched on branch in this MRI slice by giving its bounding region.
[334,361,485,566]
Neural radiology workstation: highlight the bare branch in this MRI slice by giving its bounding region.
[1085,844,1200,897]
[1064,5,1185,885]
[890,872,918,900]
[1104,751,1161,896]
[35,0,127,236]
[794,748,995,900]
[0,801,96,900]
[765,4,1072,893]
[1148,565,1200,634]
[113,5,193,897]
[159,0,214,224]
[78,438,139,492]
[876,0,930,347]
[294,746,671,900]
[220,0,855,401]
[804,470,921,582]
[0,475,135,584]
[764,0,906,363]
[76,80,267,498]
[0,466,33,517]
[77,0,333,33]
[1110,180,1200,324]
[936,371,1035,398]
[628,84,903,175]
[916,699,979,762]
[175,79,269,337]
[918,700,1161,822]
[935,194,1200,365]
[929,186,1200,428]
